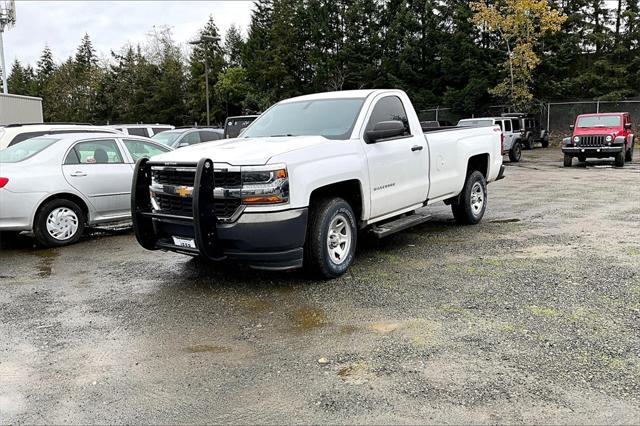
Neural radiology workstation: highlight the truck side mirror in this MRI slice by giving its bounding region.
[624,122,632,130]
[569,124,574,130]
[365,120,406,143]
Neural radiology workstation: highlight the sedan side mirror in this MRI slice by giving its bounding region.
[365,120,406,143]
[624,122,632,130]
[178,142,189,148]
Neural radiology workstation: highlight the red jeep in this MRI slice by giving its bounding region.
[562,113,635,167]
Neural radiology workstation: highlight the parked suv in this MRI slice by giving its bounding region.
[458,117,524,162]
[502,113,549,149]
[223,115,259,138]
[562,112,634,167]
[0,123,121,150]
[108,124,174,138]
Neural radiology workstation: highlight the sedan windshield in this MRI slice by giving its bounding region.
[152,131,183,146]
[577,116,621,128]
[0,137,59,163]
[242,98,365,140]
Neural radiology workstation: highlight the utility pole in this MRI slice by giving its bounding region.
[0,1,17,94]
[189,34,219,126]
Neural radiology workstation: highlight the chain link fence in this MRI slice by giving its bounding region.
[419,100,640,145]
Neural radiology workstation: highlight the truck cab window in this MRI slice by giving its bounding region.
[366,96,411,137]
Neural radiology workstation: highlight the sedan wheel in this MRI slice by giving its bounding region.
[46,207,79,241]
[34,199,86,247]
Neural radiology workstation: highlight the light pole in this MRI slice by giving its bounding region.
[189,35,219,126]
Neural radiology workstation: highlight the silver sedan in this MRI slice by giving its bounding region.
[0,133,172,247]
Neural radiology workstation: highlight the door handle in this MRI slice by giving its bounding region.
[70,171,87,177]
[411,145,424,152]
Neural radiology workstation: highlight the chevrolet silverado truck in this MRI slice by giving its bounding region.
[562,112,635,167]
[132,90,504,278]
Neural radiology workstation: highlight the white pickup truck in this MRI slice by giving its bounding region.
[132,90,504,278]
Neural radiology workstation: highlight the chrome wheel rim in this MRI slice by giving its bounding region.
[470,182,484,216]
[327,213,352,265]
[46,207,79,240]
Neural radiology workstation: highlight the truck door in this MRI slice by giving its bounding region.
[361,95,429,218]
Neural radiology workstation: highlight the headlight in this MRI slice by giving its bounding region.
[605,135,613,142]
[239,165,289,205]
[573,136,580,143]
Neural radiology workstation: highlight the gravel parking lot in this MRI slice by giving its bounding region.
[1,147,639,424]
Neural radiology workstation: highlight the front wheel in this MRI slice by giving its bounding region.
[509,142,522,162]
[34,199,85,247]
[451,171,487,225]
[541,137,549,148]
[614,151,625,168]
[563,154,572,167]
[304,197,357,279]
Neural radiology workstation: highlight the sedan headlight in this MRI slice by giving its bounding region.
[605,135,613,142]
[573,136,580,143]
[239,165,289,205]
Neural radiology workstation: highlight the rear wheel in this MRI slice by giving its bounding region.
[304,197,357,279]
[34,199,85,247]
[525,135,534,150]
[541,137,549,148]
[614,151,626,168]
[508,142,522,162]
[625,145,634,162]
[563,154,572,167]
[451,171,487,225]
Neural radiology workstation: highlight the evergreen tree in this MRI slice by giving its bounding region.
[224,24,245,68]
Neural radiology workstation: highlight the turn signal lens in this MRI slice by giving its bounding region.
[242,195,285,204]
[0,177,8,188]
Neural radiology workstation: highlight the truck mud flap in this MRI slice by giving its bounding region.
[193,158,223,260]
[131,157,158,250]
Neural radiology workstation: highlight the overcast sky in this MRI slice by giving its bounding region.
[3,1,255,68]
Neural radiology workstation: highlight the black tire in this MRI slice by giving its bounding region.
[614,151,625,168]
[525,136,534,150]
[508,142,522,162]
[541,137,549,148]
[304,197,357,279]
[625,145,633,162]
[451,171,487,225]
[563,154,572,167]
[33,199,85,247]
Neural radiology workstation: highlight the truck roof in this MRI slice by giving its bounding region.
[280,89,398,103]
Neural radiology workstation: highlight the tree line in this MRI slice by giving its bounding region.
[5,0,640,125]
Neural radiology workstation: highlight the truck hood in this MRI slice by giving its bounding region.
[149,136,332,165]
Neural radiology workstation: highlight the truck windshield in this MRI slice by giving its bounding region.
[0,137,59,163]
[242,98,365,140]
[577,116,621,128]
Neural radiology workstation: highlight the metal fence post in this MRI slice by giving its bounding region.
[547,103,550,132]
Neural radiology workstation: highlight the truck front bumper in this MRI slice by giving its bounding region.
[131,158,307,271]
[562,145,624,157]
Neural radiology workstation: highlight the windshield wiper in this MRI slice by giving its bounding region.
[269,134,297,137]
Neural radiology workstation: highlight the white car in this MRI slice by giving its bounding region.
[0,133,172,247]
[0,123,122,150]
[108,124,174,138]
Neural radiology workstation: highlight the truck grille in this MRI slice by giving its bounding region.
[151,165,242,220]
[577,135,606,147]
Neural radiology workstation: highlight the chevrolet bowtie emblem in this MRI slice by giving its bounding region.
[175,186,192,197]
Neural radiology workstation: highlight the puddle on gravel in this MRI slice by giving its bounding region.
[184,345,232,354]
[291,307,328,331]
[239,297,273,314]
[33,249,58,278]
[490,218,521,224]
